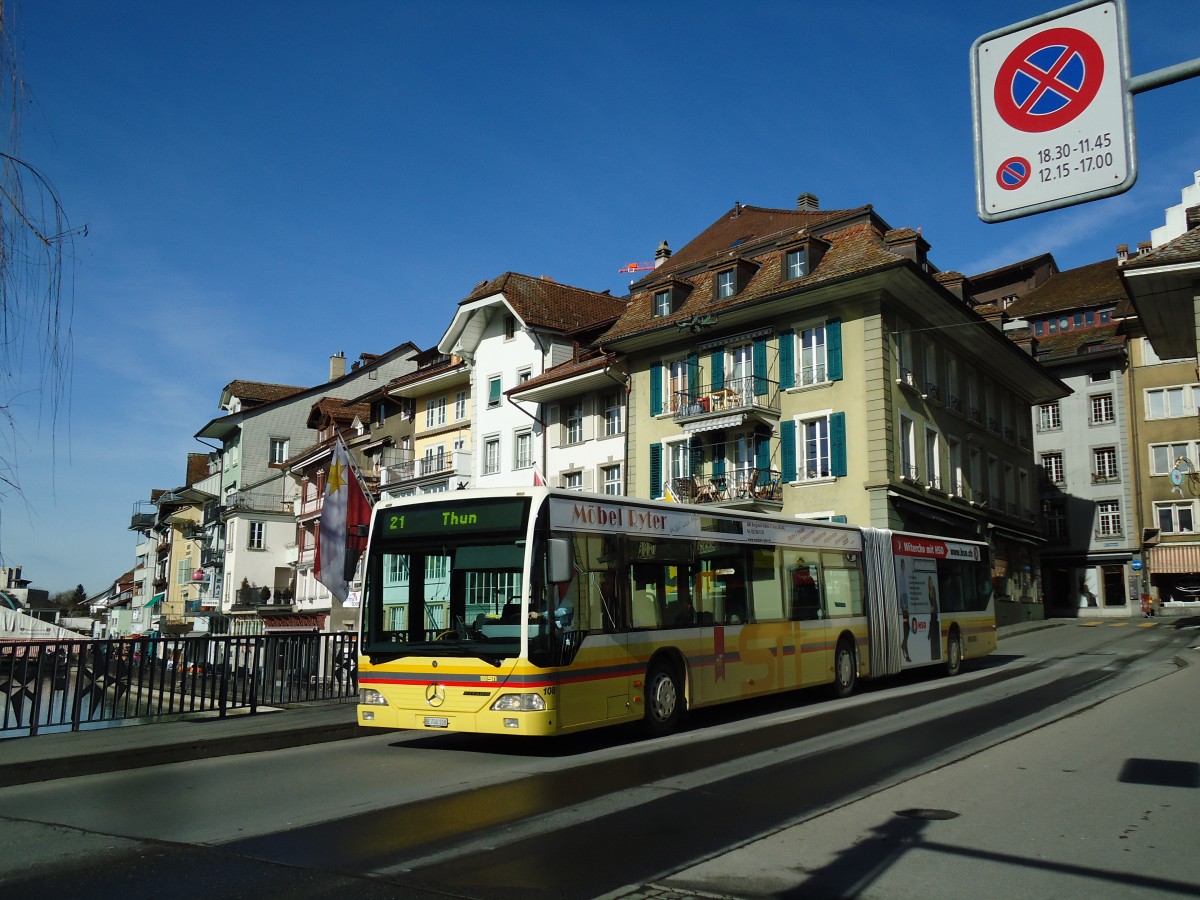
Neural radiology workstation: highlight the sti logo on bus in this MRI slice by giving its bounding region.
[571,502,667,533]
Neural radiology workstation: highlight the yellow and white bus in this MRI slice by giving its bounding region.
[357,488,995,737]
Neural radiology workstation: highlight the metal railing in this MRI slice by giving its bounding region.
[0,632,358,738]
[670,375,781,423]
[668,467,784,503]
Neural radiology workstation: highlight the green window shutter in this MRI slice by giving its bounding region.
[832,514,848,524]
[830,412,847,477]
[753,338,767,395]
[779,330,795,390]
[690,442,704,476]
[712,436,726,477]
[488,378,502,405]
[780,420,796,481]
[827,319,843,382]
[686,352,699,401]
[710,349,725,391]
[650,365,663,417]
[755,435,771,481]
[649,443,663,499]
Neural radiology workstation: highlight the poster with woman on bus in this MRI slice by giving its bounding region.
[895,552,942,666]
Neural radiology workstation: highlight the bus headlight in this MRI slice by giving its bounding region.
[490,693,546,712]
[359,688,388,706]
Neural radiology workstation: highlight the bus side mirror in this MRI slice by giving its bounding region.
[547,538,573,584]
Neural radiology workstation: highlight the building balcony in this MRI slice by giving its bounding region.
[381,450,472,489]
[202,500,223,525]
[670,376,780,429]
[225,491,293,515]
[200,547,224,568]
[668,466,783,504]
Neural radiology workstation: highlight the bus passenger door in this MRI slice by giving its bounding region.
[788,558,829,688]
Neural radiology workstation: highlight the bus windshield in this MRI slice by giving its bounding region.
[361,497,532,661]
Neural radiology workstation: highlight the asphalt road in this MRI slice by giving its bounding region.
[1,621,1194,899]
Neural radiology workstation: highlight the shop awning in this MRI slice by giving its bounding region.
[1149,543,1200,574]
[144,592,165,608]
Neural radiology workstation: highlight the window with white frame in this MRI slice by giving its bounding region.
[562,471,583,491]
[269,438,289,465]
[176,557,193,585]
[797,414,831,480]
[948,436,963,496]
[1156,500,1196,534]
[785,249,807,280]
[1097,500,1122,536]
[653,289,672,317]
[895,319,915,385]
[423,443,445,475]
[602,464,623,495]
[666,358,690,413]
[899,416,917,480]
[425,396,446,428]
[1090,393,1114,424]
[1089,368,1112,382]
[1041,451,1064,484]
[488,375,502,408]
[504,315,516,340]
[1145,385,1200,420]
[483,437,500,475]
[1093,446,1118,481]
[716,269,736,299]
[248,521,265,551]
[796,324,828,386]
[514,431,533,469]
[518,367,532,383]
[454,391,467,421]
[1038,402,1061,431]
[1150,442,1194,476]
[566,400,584,444]
[925,427,941,490]
[666,439,690,482]
[603,392,623,436]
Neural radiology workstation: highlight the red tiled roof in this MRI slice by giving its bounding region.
[1123,226,1200,268]
[185,453,210,487]
[601,221,908,344]
[224,380,307,406]
[461,272,627,332]
[1032,323,1124,360]
[636,204,869,284]
[1006,259,1127,318]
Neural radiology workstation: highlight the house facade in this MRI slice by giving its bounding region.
[598,196,1067,614]
[437,272,627,488]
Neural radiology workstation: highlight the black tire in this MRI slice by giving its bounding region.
[945,628,963,677]
[642,663,684,737]
[831,638,857,699]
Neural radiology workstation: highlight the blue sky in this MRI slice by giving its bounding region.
[2,1,1197,596]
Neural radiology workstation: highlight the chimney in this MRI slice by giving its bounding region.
[1138,240,1152,257]
[732,201,742,218]
[329,351,346,381]
[654,240,671,268]
[1116,243,1129,266]
[797,192,819,212]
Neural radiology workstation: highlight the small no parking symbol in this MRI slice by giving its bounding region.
[996,157,1031,190]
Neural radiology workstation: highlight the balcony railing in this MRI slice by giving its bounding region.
[671,375,780,424]
[667,467,783,504]
[225,492,293,514]
[382,450,472,488]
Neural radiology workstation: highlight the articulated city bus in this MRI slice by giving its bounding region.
[357,488,995,737]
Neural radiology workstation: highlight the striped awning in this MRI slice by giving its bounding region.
[683,413,745,434]
[1149,544,1200,574]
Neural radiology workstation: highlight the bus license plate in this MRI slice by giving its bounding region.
[423,716,449,728]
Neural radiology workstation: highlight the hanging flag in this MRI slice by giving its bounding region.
[533,465,546,487]
[316,436,373,603]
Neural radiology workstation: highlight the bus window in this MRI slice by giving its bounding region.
[750,548,781,621]
[782,549,822,621]
[567,532,621,632]
[629,538,696,628]
[822,549,864,617]
[697,541,748,625]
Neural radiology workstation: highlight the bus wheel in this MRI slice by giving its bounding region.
[831,639,857,699]
[945,629,963,677]
[642,663,683,737]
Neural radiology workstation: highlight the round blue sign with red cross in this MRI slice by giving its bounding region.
[996,157,1031,190]
[994,26,1104,133]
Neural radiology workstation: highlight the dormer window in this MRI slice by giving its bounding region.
[653,289,672,317]
[716,270,736,299]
